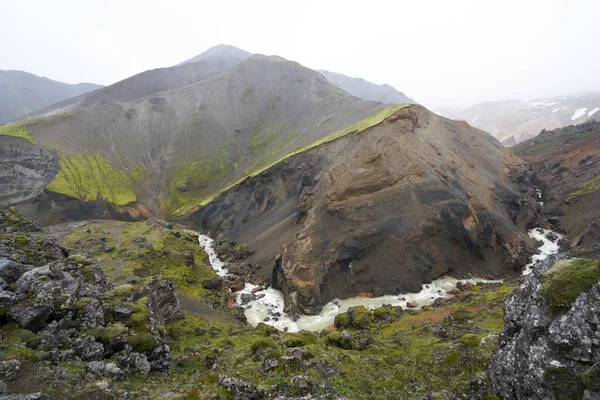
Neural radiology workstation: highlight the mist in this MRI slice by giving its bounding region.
[1,0,599,109]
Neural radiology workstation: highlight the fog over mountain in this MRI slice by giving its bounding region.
[2,0,599,109]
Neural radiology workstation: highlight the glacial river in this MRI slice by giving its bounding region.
[198,227,561,333]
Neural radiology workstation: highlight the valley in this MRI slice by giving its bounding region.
[1,40,599,400]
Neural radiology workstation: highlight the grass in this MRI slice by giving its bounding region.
[113,281,511,399]
[46,150,140,206]
[0,123,35,143]
[173,104,409,216]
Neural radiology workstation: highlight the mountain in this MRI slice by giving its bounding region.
[0,52,392,221]
[1,46,540,315]
[318,69,416,104]
[192,105,539,314]
[177,44,251,66]
[0,70,102,124]
[437,93,600,145]
[512,120,600,258]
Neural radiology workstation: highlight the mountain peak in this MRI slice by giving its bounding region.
[177,44,251,66]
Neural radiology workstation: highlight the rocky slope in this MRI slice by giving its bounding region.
[0,52,391,221]
[191,105,541,314]
[317,70,416,105]
[437,93,600,145]
[489,255,600,399]
[512,120,600,259]
[0,70,102,124]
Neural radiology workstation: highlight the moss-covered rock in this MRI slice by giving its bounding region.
[127,332,156,353]
[542,259,600,307]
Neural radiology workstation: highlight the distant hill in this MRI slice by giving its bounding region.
[0,70,102,124]
[318,70,416,104]
[437,93,600,145]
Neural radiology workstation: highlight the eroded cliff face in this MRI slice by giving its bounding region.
[0,136,58,204]
[193,105,540,314]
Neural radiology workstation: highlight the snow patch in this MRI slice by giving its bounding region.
[571,108,588,120]
[588,108,600,117]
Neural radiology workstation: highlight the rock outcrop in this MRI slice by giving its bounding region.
[0,205,181,378]
[488,255,600,399]
[195,105,540,314]
[0,136,58,204]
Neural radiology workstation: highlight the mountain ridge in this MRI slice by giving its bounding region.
[0,70,102,124]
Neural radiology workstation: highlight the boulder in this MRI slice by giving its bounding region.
[140,277,183,325]
[72,334,104,361]
[0,290,17,307]
[202,277,223,290]
[8,304,52,331]
[0,258,31,283]
[112,350,152,376]
[0,360,20,380]
[218,374,265,400]
[14,265,53,294]
[85,361,123,378]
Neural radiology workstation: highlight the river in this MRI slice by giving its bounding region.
[198,227,561,333]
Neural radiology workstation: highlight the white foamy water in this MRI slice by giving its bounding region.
[198,224,560,332]
[522,228,562,275]
[198,234,500,332]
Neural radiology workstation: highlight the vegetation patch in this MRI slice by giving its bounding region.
[568,174,600,200]
[162,147,236,215]
[46,150,140,206]
[542,258,600,307]
[250,123,285,155]
[0,123,35,143]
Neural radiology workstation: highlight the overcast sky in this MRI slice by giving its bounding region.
[1,0,599,108]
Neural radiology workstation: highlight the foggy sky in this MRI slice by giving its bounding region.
[1,0,599,109]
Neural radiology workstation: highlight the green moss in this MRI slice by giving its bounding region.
[101,323,127,341]
[127,297,151,329]
[46,150,138,206]
[568,174,600,199]
[0,324,35,347]
[459,334,481,348]
[127,332,156,352]
[1,346,38,361]
[250,337,277,352]
[73,297,93,310]
[543,367,585,400]
[104,284,135,302]
[0,123,34,143]
[334,313,352,329]
[542,259,600,307]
